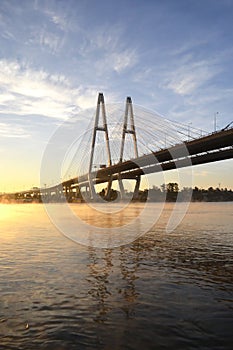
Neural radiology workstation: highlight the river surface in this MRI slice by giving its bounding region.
[0,202,233,349]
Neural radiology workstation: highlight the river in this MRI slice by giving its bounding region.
[0,202,232,349]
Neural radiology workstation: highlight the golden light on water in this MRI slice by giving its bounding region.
[69,203,146,228]
[0,204,15,221]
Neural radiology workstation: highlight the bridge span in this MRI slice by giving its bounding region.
[1,93,233,202]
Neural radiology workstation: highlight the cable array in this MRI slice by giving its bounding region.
[62,103,208,181]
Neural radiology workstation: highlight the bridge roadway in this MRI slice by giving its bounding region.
[2,127,232,200]
[63,127,233,190]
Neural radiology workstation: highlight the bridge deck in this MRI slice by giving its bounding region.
[2,127,232,197]
[73,127,233,188]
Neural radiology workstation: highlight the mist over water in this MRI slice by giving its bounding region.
[0,202,233,349]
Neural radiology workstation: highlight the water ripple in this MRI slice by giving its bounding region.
[0,203,233,349]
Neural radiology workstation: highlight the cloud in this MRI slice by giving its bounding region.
[50,14,68,31]
[79,24,138,74]
[38,30,64,54]
[163,59,221,95]
[1,30,15,40]
[0,122,30,138]
[0,59,100,120]
[89,25,123,52]
[41,4,75,32]
[111,49,137,73]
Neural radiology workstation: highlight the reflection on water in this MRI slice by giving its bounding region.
[0,203,232,349]
[44,201,160,248]
[69,202,145,227]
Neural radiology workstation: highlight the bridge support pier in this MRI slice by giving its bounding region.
[105,176,113,201]
[117,96,140,201]
[88,93,112,201]
[132,176,141,201]
[75,186,81,200]
[119,96,139,163]
[118,173,126,200]
[88,174,98,201]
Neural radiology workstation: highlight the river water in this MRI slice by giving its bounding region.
[0,202,232,349]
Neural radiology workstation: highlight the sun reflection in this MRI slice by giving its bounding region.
[68,202,146,228]
[0,204,16,221]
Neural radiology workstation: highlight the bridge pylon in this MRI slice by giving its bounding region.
[119,96,140,200]
[88,93,112,200]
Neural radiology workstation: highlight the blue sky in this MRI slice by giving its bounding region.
[0,0,233,192]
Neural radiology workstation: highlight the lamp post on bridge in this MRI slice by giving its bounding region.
[214,112,219,132]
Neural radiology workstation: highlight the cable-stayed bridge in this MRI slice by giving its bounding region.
[2,93,233,202]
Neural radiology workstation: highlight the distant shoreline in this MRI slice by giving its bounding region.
[1,184,233,204]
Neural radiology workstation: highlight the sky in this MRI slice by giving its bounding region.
[0,0,233,192]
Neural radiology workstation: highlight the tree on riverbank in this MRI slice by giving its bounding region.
[144,183,233,202]
[1,183,232,203]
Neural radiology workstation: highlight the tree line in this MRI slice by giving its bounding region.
[131,183,233,202]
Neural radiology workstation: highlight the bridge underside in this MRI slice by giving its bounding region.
[2,124,233,202]
[70,127,233,189]
[75,147,233,188]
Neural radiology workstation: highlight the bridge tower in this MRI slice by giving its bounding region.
[119,96,140,200]
[88,93,112,199]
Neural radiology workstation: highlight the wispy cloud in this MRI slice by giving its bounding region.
[0,59,100,119]
[110,49,137,73]
[38,30,64,54]
[1,29,15,40]
[163,58,221,95]
[40,4,75,32]
[86,25,124,53]
[79,24,138,74]
[50,14,69,31]
[0,122,30,138]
